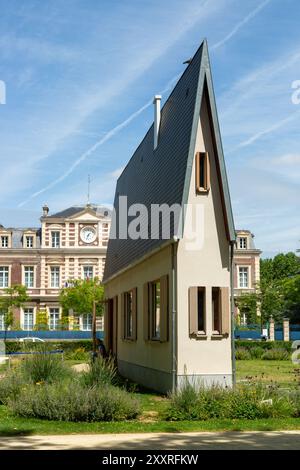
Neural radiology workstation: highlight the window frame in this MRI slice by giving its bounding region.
[81,313,92,331]
[195,151,210,193]
[83,265,94,280]
[0,266,9,288]
[50,266,60,288]
[51,231,60,248]
[0,235,9,248]
[25,235,34,248]
[124,290,134,340]
[238,266,249,289]
[239,237,247,249]
[24,266,35,288]
[212,287,221,335]
[150,280,161,341]
[49,308,60,330]
[23,308,35,331]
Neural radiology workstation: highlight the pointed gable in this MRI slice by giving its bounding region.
[104,40,235,283]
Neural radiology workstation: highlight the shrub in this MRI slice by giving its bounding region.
[0,370,23,405]
[64,347,89,361]
[81,355,117,387]
[261,348,290,361]
[249,346,265,359]
[165,382,299,421]
[20,349,71,383]
[8,382,140,422]
[235,347,251,360]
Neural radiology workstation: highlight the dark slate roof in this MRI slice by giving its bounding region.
[47,205,112,219]
[103,40,235,282]
[11,229,41,248]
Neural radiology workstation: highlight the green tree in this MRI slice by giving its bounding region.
[0,285,29,341]
[59,277,104,351]
[34,309,49,330]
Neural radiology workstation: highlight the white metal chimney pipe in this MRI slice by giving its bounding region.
[153,95,161,150]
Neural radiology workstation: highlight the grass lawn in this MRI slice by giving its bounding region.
[0,359,299,436]
[236,360,300,388]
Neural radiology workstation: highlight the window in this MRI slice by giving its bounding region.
[239,237,247,249]
[23,308,34,330]
[83,266,93,280]
[189,286,206,336]
[51,231,60,248]
[124,291,133,338]
[24,266,34,288]
[25,236,34,248]
[81,314,92,331]
[195,152,210,192]
[143,276,168,342]
[212,287,221,334]
[239,267,249,288]
[1,236,9,248]
[0,267,9,288]
[0,312,4,331]
[50,267,60,288]
[121,289,137,340]
[151,281,161,339]
[49,308,60,330]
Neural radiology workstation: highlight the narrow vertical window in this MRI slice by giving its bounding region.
[0,267,9,288]
[196,152,210,192]
[24,266,34,288]
[50,267,60,288]
[197,287,205,332]
[212,287,221,334]
[151,280,161,340]
[124,290,133,339]
[239,267,249,288]
[51,231,60,248]
[23,308,34,330]
[49,308,60,330]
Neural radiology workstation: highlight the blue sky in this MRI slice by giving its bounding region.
[0,0,299,257]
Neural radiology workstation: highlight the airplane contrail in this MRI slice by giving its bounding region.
[18,74,181,207]
[19,1,271,207]
[211,0,272,51]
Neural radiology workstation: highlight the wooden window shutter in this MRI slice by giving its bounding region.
[189,287,198,336]
[143,282,149,341]
[221,287,230,335]
[205,152,210,190]
[113,296,118,352]
[104,299,109,350]
[132,287,137,341]
[160,275,169,342]
[120,292,125,340]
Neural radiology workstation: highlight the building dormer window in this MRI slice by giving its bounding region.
[239,237,247,249]
[25,236,34,248]
[1,236,9,248]
[196,152,210,192]
[51,231,60,248]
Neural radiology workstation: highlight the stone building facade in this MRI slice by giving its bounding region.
[233,230,261,324]
[0,204,111,331]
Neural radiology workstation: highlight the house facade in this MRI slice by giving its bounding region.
[233,230,261,324]
[103,40,236,393]
[0,204,111,331]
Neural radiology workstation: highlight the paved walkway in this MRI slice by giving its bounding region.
[0,431,300,450]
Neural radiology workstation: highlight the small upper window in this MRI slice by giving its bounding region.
[1,236,9,248]
[239,237,247,249]
[26,236,34,248]
[51,231,60,248]
[196,152,210,192]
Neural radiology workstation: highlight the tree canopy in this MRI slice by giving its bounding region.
[59,277,104,316]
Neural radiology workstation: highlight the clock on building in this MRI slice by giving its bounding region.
[80,226,96,244]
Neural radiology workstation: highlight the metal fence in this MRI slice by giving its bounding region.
[0,330,104,340]
[234,324,300,340]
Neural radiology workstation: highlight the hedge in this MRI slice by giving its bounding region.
[3,340,94,354]
[235,340,293,353]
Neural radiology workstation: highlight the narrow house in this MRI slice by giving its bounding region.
[103,40,236,393]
